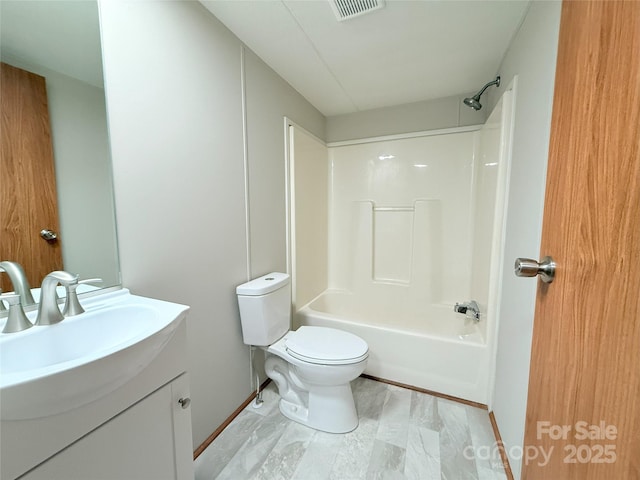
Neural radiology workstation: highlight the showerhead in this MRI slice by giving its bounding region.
[463,76,501,111]
[463,96,482,110]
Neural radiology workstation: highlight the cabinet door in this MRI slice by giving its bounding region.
[22,374,193,480]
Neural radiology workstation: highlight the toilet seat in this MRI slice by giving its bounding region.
[285,326,369,365]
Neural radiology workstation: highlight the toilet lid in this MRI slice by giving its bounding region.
[285,326,369,365]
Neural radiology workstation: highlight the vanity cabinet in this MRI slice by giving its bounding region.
[21,373,193,480]
[1,303,193,480]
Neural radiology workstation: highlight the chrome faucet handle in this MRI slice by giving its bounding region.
[0,288,6,312]
[62,283,84,317]
[62,278,103,317]
[36,271,79,326]
[1,293,33,333]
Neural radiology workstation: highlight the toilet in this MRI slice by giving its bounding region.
[236,272,369,433]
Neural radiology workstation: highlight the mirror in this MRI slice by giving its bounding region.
[0,1,119,298]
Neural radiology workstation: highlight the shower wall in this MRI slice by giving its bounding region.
[291,96,513,401]
[289,126,329,310]
[328,130,478,313]
[469,99,508,344]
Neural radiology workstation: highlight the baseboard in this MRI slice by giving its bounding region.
[193,378,271,460]
[488,411,515,480]
[361,373,488,410]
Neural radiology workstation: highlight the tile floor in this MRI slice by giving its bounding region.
[194,377,507,480]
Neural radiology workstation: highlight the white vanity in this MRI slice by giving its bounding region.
[0,289,193,480]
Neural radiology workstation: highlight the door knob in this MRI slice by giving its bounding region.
[514,256,556,283]
[40,229,58,241]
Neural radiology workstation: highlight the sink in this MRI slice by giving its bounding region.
[0,289,189,420]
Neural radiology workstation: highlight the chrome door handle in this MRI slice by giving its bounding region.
[514,256,556,283]
[40,229,58,241]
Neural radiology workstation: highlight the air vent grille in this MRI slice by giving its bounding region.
[329,0,385,21]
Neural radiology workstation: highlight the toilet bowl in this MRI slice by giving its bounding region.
[265,327,368,433]
[236,273,369,433]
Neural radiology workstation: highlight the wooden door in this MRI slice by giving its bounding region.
[0,62,63,290]
[522,2,640,479]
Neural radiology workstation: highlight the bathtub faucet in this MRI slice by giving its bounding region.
[454,300,481,321]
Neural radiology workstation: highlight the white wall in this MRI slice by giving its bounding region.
[99,0,325,448]
[244,49,325,279]
[326,93,486,143]
[243,47,325,389]
[99,0,248,447]
[484,2,562,478]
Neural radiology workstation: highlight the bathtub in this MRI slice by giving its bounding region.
[295,290,490,404]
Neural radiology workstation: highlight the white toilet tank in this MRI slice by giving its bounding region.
[236,272,291,346]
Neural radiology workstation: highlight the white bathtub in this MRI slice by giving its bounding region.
[295,290,490,404]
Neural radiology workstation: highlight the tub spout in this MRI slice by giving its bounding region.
[454,300,480,321]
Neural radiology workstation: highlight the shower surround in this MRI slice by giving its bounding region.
[290,94,512,404]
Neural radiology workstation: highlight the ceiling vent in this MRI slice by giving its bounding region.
[329,0,385,22]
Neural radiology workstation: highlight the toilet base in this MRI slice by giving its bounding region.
[278,383,359,434]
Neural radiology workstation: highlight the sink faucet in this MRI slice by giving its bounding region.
[454,300,481,321]
[1,293,33,333]
[62,277,103,317]
[0,261,36,306]
[36,271,79,326]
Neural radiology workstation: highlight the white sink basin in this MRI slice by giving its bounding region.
[0,289,189,420]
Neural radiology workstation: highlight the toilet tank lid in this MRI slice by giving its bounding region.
[236,272,290,296]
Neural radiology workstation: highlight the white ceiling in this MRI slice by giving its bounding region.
[200,0,529,117]
[1,1,529,116]
[0,1,103,88]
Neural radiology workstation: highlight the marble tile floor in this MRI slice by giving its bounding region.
[194,377,508,480]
